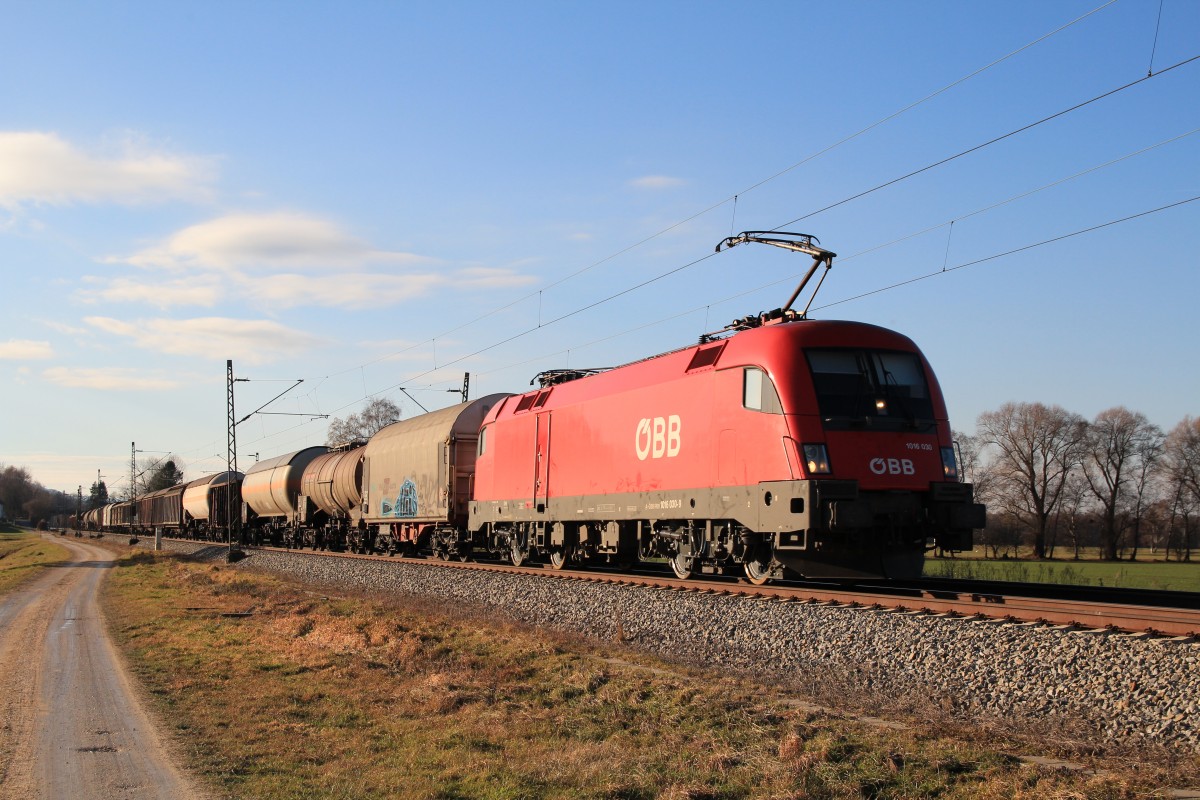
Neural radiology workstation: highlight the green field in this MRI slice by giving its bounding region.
[924,554,1200,592]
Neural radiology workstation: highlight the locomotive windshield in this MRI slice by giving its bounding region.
[805,348,935,431]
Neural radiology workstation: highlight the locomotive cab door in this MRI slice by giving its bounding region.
[534,412,551,514]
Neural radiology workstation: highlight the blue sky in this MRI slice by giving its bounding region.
[2,0,1198,494]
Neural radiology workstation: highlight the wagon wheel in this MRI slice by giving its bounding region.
[510,538,530,567]
[743,555,774,586]
[669,552,693,580]
[456,545,473,563]
[548,546,571,570]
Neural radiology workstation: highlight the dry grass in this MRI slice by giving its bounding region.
[101,552,1194,799]
[0,531,71,595]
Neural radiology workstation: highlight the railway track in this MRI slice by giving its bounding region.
[149,535,1200,638]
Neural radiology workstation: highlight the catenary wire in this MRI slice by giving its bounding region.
[313,3,1117,382]
[223,21,1200,452]
[770,53,1200,232]
[325,52,1200,409]
[236,193,1200,453]
[816,195,1200,311]
[231,123,1200,447]
[321,59,1200,417]
[237,193,1197,451]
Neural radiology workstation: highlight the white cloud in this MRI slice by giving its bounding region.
[0,339,54,360]
[629,175,685,190]
[0,131,215,208]
[42,366,182,391]
[234,271,444,309]
[84,316,325,365]
[115,212,431,272]
[231,267,533,309]
[40,320,90,337]
[79,275,223,308]
[90,215,537,310]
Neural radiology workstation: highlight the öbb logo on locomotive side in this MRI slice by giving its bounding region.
[635,415,681,461]
[869,457,916,476]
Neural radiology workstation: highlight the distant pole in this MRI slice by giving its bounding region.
[130,441,137,529]
[462,372,470,403]
[75,485,82,536]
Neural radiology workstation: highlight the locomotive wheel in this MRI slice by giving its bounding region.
[743,556,773,586]
[669,553,693,580]
[510,540,529,567]
[548,547,571,570]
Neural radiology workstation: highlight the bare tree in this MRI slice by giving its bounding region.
[977,402,1086,559]
[1081,407,1164,560]
[1056,471,1091,560]
[1126,426,1165,562]
[326,397,402,446]
[1163,417,1200,562]
[953,429,990,497]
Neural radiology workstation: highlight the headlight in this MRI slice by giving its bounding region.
[941,446,959,481]
[803,444,832,475]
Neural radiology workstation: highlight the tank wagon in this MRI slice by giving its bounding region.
[357,394,509,556]
[290,443,366,550]
[181,471,243,540]
[241,447,327,545]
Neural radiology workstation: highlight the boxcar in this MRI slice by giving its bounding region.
[359,394,509,557]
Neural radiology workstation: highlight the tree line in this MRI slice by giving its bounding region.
[0,457,184,528]
[958,404,1199,562]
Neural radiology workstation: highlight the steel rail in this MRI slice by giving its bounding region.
[158,537,1200,638]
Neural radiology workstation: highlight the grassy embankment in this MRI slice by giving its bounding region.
[924,553,1200,592]
[0,527,71,595]
[101,550,1182,799]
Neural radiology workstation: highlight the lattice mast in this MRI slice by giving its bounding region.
[226,359,238,547]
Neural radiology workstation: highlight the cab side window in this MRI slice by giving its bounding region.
[743,367,783,414]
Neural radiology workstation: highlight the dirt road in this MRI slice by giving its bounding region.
[0,535,204,799]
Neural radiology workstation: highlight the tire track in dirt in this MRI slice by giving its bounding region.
[0,536,204,799]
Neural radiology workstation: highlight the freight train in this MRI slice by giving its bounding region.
[84,233,985,581]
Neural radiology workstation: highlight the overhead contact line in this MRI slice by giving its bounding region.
[310,5,1118,392]
[771,53,1200,232]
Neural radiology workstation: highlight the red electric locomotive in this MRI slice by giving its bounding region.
[469,233,984,581]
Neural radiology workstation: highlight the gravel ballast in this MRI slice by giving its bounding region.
[145,539,1200,751]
